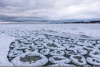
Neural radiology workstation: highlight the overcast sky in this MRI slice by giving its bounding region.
[0,0,100,21]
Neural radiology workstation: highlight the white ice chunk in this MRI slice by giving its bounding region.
[86,57,100,65]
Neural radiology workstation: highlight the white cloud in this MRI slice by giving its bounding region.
[0,0,100,20]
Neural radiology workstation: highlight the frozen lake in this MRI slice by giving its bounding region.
[0,24,100,66]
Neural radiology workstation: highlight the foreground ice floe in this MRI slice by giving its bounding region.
[70,55,87,65]
[89,50,100,58]
[49,56,70,64]
[86,57,100,65]
[0,34,15,66]
[11,51,48,66]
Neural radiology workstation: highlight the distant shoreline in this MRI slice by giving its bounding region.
[0,23,100,24]
[0,22,100,24]
[0,22,49,24]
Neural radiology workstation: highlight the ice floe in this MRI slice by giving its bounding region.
[43,42,66,50]
[89,50,100,58]
[40,49,50,55]
[11,51,48,66]
[50,50,65,56]
[49,56,70,64]
[70,55,87,65]
[86,57,100,65]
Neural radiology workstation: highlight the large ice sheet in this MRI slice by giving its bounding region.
[0,34,15,66]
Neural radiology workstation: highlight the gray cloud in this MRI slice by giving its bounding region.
[0,0,100,21]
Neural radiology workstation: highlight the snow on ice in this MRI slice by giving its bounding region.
[0,34,15,66]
